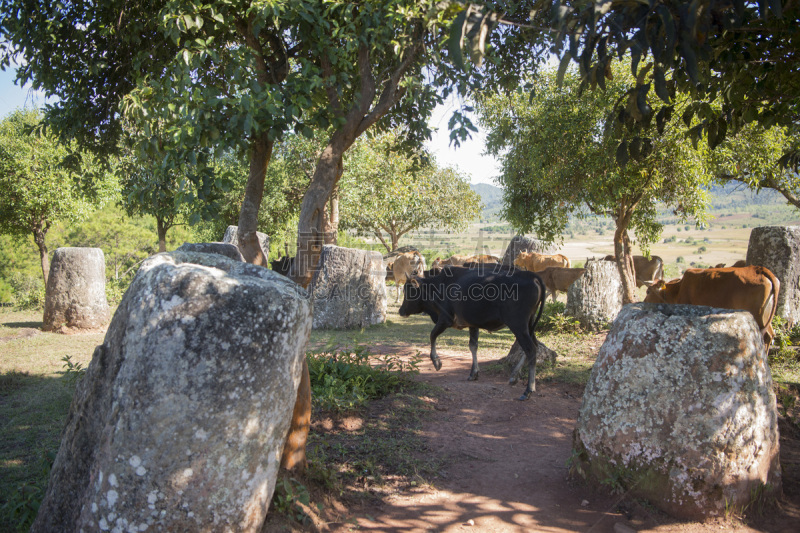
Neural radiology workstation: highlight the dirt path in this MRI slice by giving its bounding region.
[324,348,800,533]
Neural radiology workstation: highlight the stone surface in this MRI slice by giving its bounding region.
[565,260,623,331]
[177,241,244,262]
[222,225,269,256]
[311,245,386,329]
[573,303,781,520]
[746,225,800,324]
[501,340,558,372]
[43,247,110,332]
[32,251,312,533]
[501,235,552,266]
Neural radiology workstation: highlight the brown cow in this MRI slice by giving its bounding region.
[441,254,470,267]
[514,251,571,272]
[732,259,747,267]
[603,254,664,288]
[464,254,501,264]
[537,267,587,303]
[643,265,780,346]
[391,251,425,301]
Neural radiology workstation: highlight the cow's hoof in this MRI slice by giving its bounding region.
[517,392,532,401]
[508,376,518,386]
[468,374,478,381]
[432,358,442,371]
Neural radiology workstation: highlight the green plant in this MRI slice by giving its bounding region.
[307,345,420,413]
[270,476,321,526]
[565,448,587,480]
[537,302,585,335]
[0,481,43,532]
[9,273,45,311]
[105,277,129,306]
[61,355,86,389]
[0,450,54,532]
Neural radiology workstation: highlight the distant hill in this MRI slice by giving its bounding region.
[470,183,504,220]
[707,180,785,209]
[471,180,791,224]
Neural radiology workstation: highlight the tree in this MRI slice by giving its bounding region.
[477,64,713,303]
[192,134,321,255]
[710,124,800,209]
[117,126,231,253]
[452,1,800,177]
[0,109,115,285]
[0,1,458,279]
[339,132,482,252]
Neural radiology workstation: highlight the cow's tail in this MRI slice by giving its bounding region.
[529,273,547,336]
[762,266,781,336]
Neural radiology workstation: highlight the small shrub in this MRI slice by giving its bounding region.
[676,256,685,263]
[270,476,321,526]
[61,355,86,389]
[105,278,129,305]
[307,345,420,413]
[10,273,45,311]
[538,302,585,335]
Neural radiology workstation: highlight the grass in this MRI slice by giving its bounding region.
[2,275,799,530]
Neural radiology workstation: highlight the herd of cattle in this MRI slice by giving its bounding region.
[385,249,781,400]
[269,248,780,400]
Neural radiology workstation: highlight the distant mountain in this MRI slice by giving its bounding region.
[470,183,504,220]
[469,180,790,224]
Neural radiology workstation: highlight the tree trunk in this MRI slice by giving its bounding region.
[237,133,273,266]
[33,224,50,286]
[294,146,345,287]
[156,217,168,253]
[374,231,391,253]
[390,230,399,252]
[322,186,339,245]
[613,223,637,304]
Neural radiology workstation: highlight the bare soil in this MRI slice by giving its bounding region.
[275,346,800,533]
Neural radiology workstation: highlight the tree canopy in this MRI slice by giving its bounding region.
[0,1,463,280]
[0,109,116,284]
[452,1,800,177]
[477,63,713,302]
[339,131,482,252]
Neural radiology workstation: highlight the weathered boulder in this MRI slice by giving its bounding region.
[222,225,269,257]
[501,235,551,266]
[573,303,781,520]
[746,225,800,324]
[312,245,386,329]
[500,340,558,375]
[32,251,312,533]
[565,260,623,330]
[43,247,110,332]
[177,241,244,262]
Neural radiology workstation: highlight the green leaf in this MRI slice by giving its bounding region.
[448,10,467,71]
[654,65,670,103]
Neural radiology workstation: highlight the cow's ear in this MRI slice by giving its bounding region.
[410,278,420,288]
[642,280,654,287]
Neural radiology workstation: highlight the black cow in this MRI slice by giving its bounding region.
[270,256,295,277]
[398,266,546,400]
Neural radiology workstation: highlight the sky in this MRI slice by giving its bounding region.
[0,67,501,186]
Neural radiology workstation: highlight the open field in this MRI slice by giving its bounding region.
[3,291,800,531]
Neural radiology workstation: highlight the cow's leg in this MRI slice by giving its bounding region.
[395,279,402,302]
[550,290,558,304]
[508,327,538,401]
[468,327,480,381]
[429,321,449,371]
